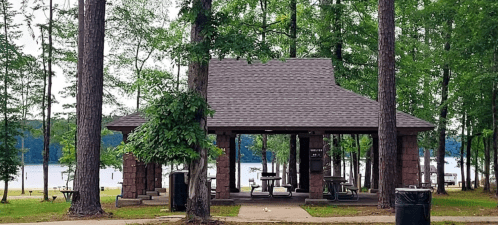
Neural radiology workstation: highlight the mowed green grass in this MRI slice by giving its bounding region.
[0,195,240,223]
[304,188,498,217]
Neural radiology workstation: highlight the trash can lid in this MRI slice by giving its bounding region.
[395,188,432,192]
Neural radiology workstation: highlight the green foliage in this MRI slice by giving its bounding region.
[126,91,221,164]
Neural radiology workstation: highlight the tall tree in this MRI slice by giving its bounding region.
[237,134,241,190]
[69,0,106,215]
[289,134,297,190]
[460,111,466,190]
[185,0,212,220]
[377,0,397,209]
[75,0,84,190]
[42,0,54,202]
[0,0,21,203]
[261,134,268,191]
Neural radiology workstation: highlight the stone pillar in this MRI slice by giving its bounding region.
[216,134,231,199]
[121,131,147,198]
[298,135,309,192]
[146,163,156,191]
[155,163,162,188]
[123,153,138,198]
[136,161,146,195]
[400,135,420,187]
[229,136,238,192]
[309,135,324,199]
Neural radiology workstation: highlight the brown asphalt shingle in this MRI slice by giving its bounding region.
[207,58,434,130]
[107,58,434,132]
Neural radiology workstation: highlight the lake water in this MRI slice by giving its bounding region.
[7,157,476,189]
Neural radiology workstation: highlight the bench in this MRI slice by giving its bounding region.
[249,178,261,197]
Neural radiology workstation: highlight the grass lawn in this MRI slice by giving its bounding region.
[303,188,498,217]
[0,196,240,223]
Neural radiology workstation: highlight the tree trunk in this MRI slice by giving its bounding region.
[289,134,297,190]
[356,134,361,189]
[289,0,296,57]
[372,136,379,189]
[349,151,353,183]
[364,146,372,189]
[43,0,54,202]
[276,162,280,186]
[466,132,472,190]
[237,134,241,190]
[262,134,268,192]
[484,136,490,191]
[69,0,106,216]
[475,140,479,188]
[436,18,452,195]
[1,181,7,203]
[75,0,84,190]
[40,25,47,200]
[494,79,498,196]
[342,135,346,178]
[324,134,331,176]
[352,148,358,186]
[334,0,343,72]
[21,150,25,195]
[378,0,397,208]
[282,162,287,185]
[1,0,9,203]
[184,0,212,221]
[460,111,466,191]
[424,148,431,185]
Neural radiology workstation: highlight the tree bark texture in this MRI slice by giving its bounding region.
[424,148,431,185]
[372,136,379,189]
[43,0,54,202]
[475,142,479,188]
[229,136,236,191]
[69,0,106,215]
[324,135,331,177]
[466,129,472,190]
[355,134,361,188]
[484,136,490,191]
[364,146,372,189]
[75,0,84,189]
[282,162,287,185]
[185,0,212,221]
[262,134,268,192]
[2,0,9,203]
[437,18,452,195]
[237,134,241,190]
[332,135,341,176]
[460,112,466,191]
[289,0,296,57]
[289,134,297,190]
[377,0,397,208]
[276,162,280,186]
[494,80,498,196]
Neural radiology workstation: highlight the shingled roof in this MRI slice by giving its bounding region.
[107,58,434,134]
[207,58,434,133]
[106,112,146,132]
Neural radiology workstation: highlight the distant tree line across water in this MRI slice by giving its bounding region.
[16,124,464,165]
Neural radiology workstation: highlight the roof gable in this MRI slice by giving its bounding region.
[207,58,434,131]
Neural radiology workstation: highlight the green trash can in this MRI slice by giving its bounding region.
[395,188,432,225]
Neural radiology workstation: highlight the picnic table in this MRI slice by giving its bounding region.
[323,176,359,201]
[261,176,281,197]
[60,190,78,202]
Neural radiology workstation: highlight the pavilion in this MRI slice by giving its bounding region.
[107,58,434,203]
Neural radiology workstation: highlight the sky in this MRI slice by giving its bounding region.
[11,0,184,119]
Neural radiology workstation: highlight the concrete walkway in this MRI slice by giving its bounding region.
[4,206,498,224]
[220,205,498,224]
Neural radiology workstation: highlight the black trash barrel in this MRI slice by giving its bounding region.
[169,170,188,212]
[395,188,432,225]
